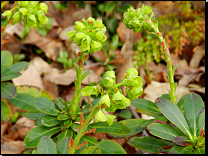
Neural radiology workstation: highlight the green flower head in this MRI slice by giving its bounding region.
[74,21,84,30]
[2,10,12,19]
[98,94,111,107]
[95,110,107,122]
[91,40,102,52]
[40,3,48,14]
[18,1,29,7]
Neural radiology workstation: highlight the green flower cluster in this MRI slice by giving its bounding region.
[2,1,48,28]
[123,5,153,33]
[65,17,107,53]
[81,68,143,125]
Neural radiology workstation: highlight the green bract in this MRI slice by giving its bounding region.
[18,1,29,7]
[40,3,48,14]
[2,10,12,19]
[91,86,99,97]
[95,110,107,122]
[65,17,107,53]
[106,115,116,126]
[125,68,138,77]
[98,94,111,107]
[81,86,93,97]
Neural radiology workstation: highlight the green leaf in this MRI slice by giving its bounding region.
[168,145,194,154]
[7,94,40,112]
[82,70,92,81]
[193,147,205,154]
[20,112,47,120]
[54,97,67,110]
[35,114,48,126]
[1,50,13,72]
[24,126,61,148]
[53,128,73,144]
[16,85,54,101]
[83,136,126,154]
[128,136,174,153]
[107,17,118,34]
[117,109,132,119]
[80,146,102,154]
[183,93,204,136]
[105,2,117,13]
[176,94,188,111]
[198,107,205,136]
[131,99,162,118]
[1,82,17,99]
[173,136,191,146]
[34,97,61,116]
[110,34,119,51]
[41,115,61,127]
[118,119,154,138]
[57,114,69,120]
[147,123,182,141]
[1,61,29,77]
[88,122,130,135]
[37,136,57,154]
[1,72,22,81]
[155,97,192,139]
[56,137,69,154]
[1,100,11,122]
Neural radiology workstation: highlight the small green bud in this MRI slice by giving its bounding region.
[112,91,124,103]
[104,70,115,79]
[12,11,21,25]
[74,21,84,30]
[66,30,76,41]
[90,40,102,52]
[18,1,29,7]
[98,94,111,107]
[81,35,91,52]
[40,3,48,14]
[37,11,48,25]
[74,32,86,46]
[2,10,12,19]
[94,20,103,28]
[129,76,143,87]
[95,110,107,122]
[27,14,37,28]
[87,17,95,23]
[91,86,99,97]
[30,1,39,6]
[125,68,138,77]
[81,86,93,97]
[115,97,130,109]
[106,115,116,126]
[103,77,114,88]
[95,31,107,42]
[127,86,143,100]
[19,8,28,16]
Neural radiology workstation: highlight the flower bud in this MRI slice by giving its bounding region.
[94,20,103,28]
[12,11,21,25]
[112,91,124,103]
[74,21,84,30]
[127,86,143,100]
[37,11,48,25]
[95,110,107,122]
[81,35,91,52]
[91,86,99,97]
[66,30,76,41]
[125,68,138,77]
[87,17,95,23]
[2,10,12,19]
[98,94,110,107]
[90,40,102,52]
[129,76,142,87]
[19,8,28,16]
[81,86,93,97]
[74,32,86,46]
[18,1,29,6]
[30,1,39,6]
[27,14,37,28]
[103,77,114,88]
[115,97,130,109]
[95,31,107,43]
[104,70,115,79]
[106,115,116,126]
[105,102,116,112]
[40,3,48,14]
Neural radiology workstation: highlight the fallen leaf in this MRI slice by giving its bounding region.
[72,3,92,21]
[189,45,205,68]
[1,140,25,154]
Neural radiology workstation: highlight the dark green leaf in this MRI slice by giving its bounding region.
[7,93,40,112]
[1,82,17,99]
[117,109,132,119]
[37,136,57,154]
[82,70,92,81]
[110,34,119,51]
[16,85,54,101]
[118,119,154,138]
[98,3,106,12]
[198,107,205,136]
[105,2,116,13]
[20,112,47,120]
[34,97,61,116]
[128,136,174,153]
[1,50,13,72]
[1,100,11,122]
[35,114,48,126]
[53,128,73,144]
[156,97,192,139]
[56,137,69,154]
[107,17,118,34]
[24,126,61,148]
[1,61,29,77]
[131,99,162,118]
[184,93,204,136]
[147,123,182,141]
[1,72,22,81]
[80,146,102,154]
[176,94,188,111]
[71,123,79,132]
[54,97,67,110]
[41,115,61,127]
[83,136,126,154]
[87,122,131,135]
[57,114,69,120]
[168,145,194,154]
[161,94,170,100]
[22,148,34,154]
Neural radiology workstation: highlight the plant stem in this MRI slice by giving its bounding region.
[107,82,125,94]
[144,62,152,81]
[68,106,99,154]
[70,52,85,119]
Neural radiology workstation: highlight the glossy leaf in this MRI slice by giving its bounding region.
[57,114,69,120]
[24,126,61,148]
[87,122,130,135]
[1,82,17,99]
[1,100,11,122]
[117,119,154,138]
[83,136,126,154]
[131,99,162,118]
[34,97,61,116]
[20,112,47,120]
[35,114,48,126]
[128,136,174,153]
[54,97,67,110]
[183,93,204,136]
[155,97,192,139]
[16,85,54,101]
[147,123,182,141]
[80,146,102,154]
[37,136,57,154]
[198,107,205,136]
[56,137,70,154]
[41,115,61,127]
[53,128,73,144]
[1,50,13,72]
[7,93,40,112]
